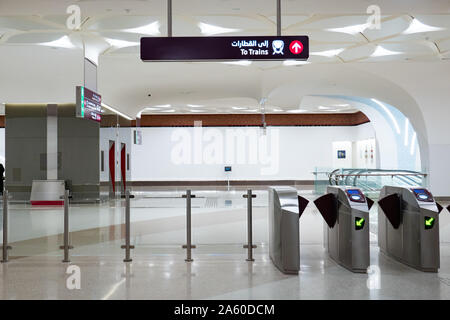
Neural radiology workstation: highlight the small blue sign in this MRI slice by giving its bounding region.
[337,150,346,159]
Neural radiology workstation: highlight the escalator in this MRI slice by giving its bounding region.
[316,168,428,199]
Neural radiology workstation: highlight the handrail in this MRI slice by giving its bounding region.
[324,168,427,188]
[333,173,427,178]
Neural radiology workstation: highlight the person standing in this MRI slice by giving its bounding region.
[0,163,4,195]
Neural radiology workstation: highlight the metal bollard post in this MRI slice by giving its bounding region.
[243,190,257,262]
[182,190,196,262]
[121,190,135,262]
[59,190,73,263]
[1,190,12,263]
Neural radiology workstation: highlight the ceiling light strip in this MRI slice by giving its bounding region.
[101,103,133,120]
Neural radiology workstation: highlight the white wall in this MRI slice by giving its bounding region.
[332,141,353,168]
[131,123,375,181]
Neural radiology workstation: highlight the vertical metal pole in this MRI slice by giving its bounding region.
[1,190,10,263]
[62,190,70,263]
[167,0,172,37]
[182,190,196,261]
[276,0,281,36]
[243,190,257,261]
[247,190,253,261]
[121,190,134,262]
[246,190,254,261]
[124,190,132,262]
[185,190,193,262]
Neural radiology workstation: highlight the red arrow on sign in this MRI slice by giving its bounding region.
[289,40,303,54]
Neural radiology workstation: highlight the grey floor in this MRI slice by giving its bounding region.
[1,244,450,300]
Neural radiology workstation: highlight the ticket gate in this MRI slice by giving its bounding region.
[314,186,373,273]
[268,187,309,275]
[378,186,443,272]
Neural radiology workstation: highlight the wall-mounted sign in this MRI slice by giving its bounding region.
[141,36,309,62]
[337,150,346,159]
[224,166,232,172]
[76,86,102,122]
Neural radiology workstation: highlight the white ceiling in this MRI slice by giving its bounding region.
[0,0,449,117]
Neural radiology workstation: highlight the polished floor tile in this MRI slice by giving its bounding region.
[1,244,450,300]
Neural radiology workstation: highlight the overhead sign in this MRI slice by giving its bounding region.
[76,86,102,122]
[140,36,309,62]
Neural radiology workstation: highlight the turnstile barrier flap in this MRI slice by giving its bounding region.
[436,202,444,214]
[313,193,337,228]
[298,195,309,218]
[378,193,401,229]
[447,205,450,213]
[366,197,375,211]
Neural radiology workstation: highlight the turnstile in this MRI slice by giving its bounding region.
[314,186,373,273]
[378,186,443,272]
[268,187,309,275]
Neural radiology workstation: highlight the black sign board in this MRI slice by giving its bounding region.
[76,86,102,123]
[141,36,309,62]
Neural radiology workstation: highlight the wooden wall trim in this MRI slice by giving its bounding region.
[0,112,370,128]
[134,112,369,127]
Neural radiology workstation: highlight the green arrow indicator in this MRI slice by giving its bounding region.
[355,217,365,230]
[425,217,435,229]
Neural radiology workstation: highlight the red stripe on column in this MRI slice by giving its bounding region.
[109,142,115,192]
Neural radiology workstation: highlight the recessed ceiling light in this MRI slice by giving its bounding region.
[122,21,160,35]
[318,106,333,110]
[283,60,310,66]
[105,38,139,48]
[187,104,204,108]
[143,107,160,111]
[198,22,241,36]
[189,109,205,113]
[160,109,176,113]
[287,109,307,113]
[153,104,171,108]
[371,46,403,57]
[221,60,252,66]
[327,23,369,35]
[243,109,258,112]
[402,19,444,35]
[272,108,283,112]
[232,106,247,110]
[310,48,345,57]
[39,36,74,49]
